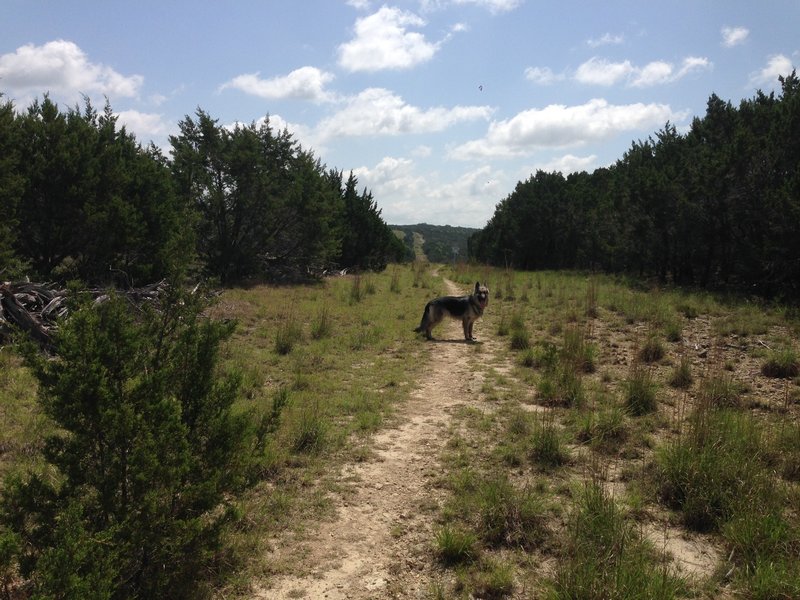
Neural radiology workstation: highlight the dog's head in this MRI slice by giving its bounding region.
[474,281,489,309]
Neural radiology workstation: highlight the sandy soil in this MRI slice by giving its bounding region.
[257,279,484,599]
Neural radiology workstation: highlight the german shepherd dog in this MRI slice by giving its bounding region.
[414,282,489,341]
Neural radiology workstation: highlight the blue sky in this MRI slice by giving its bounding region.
[1,1,797,227]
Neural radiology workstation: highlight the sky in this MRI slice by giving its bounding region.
[1,1,798,228]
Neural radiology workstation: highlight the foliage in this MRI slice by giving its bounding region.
[470,72,800,299]
[0,289,261,598]
[7,96,191,284]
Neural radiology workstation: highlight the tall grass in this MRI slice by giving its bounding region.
[548,481,686,599]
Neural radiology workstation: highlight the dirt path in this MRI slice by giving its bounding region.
[257,279,487,599]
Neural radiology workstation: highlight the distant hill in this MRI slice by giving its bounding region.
[391,223,478,263]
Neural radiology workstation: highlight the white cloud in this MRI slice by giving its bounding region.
[451,0,521,13]
[316,87,493,140]
[749,54,795,88]
[576,56,711,87]
[0,40,142,101]
[219,66,335,102]
[115,110,172,139]
[356,157,499,226]
[575,57,634,86]
[631,56,711,87]
[525,66,563,85]
[721,26,749,47]
[346,0,371,9]
[525,154,598,175]
[450,98,683,159]
[420,0,521,13]
[587,33,624,48]
[338,6,441,72]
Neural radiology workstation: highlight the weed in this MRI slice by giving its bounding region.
[310,305,332,339]
[638,334,665,363]
[698,373,745,409]
[349,274,363,303]
[471,558,515,599]
[761,347,800,378]
[435,526,478,566]
[290,400,328,454]
[476,476,548,549]
[389,267,401,294]
[530,413,570,468]
[663,319,683,342]
[655,409,766,532]
[624,365,658,415]
[509,325,531,351]
[575,406,628,452]
[549,481,686,599]
[668,355,693,389]
[562,325,596,373]
[275,315,303,355]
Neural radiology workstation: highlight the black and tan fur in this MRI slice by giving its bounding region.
[414,282,489,341]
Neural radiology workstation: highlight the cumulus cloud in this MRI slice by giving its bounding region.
[115,110,171,139]
[749,54,795,88]
[631,56,711,86]
[219,66,335,102]
[420,0,521,13]
[0,40,143,100]
[721,26,749,47]
[587,33,624,48]
[316,87,493,140]
[355,157,499,226]
[525,66,564,85]
[526,154,598,175]
[575,57,634,86]
[338,6,441,72]
[575,56,711,87]
[451,0,521,13]
[450,98,683,159]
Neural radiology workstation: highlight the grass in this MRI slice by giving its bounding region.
[761,347,800,378]
[548,481,686,599]
[624,364,658,415]
[4,263,800,599]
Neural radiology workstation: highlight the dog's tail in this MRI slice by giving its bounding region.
[413,302,430,333]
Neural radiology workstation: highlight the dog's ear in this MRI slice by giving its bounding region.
[475,281,480,292]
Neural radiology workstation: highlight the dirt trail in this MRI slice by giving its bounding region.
[258,279,486,599]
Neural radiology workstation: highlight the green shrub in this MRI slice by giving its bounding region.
[699,373,745,409]
[624,365,658,415]
[638,334,665,363]
[2,289,256,598]
[275,315,303,354]
[435,526,478,566]
[655,409,766,532]
[476,476,548,550]
[668,355,693,389]
[549,481,686,599]
[531,414,570,468]
[761,347,800,378]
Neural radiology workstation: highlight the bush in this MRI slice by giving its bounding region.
[624,365,658,415]
[435,526,478,566]
[1,288,258,598]
[761,347,800,378]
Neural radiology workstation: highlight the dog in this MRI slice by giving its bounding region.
[414,282,489,341]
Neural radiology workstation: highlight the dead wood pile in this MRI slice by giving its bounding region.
[0,280,169,349]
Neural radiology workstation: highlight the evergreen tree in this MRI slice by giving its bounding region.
[0,96,25,278]
[2,288,255,598]
[11,96,190,284]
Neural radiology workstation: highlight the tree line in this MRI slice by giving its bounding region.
[0,95,405,286]
[469,72,800,300]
